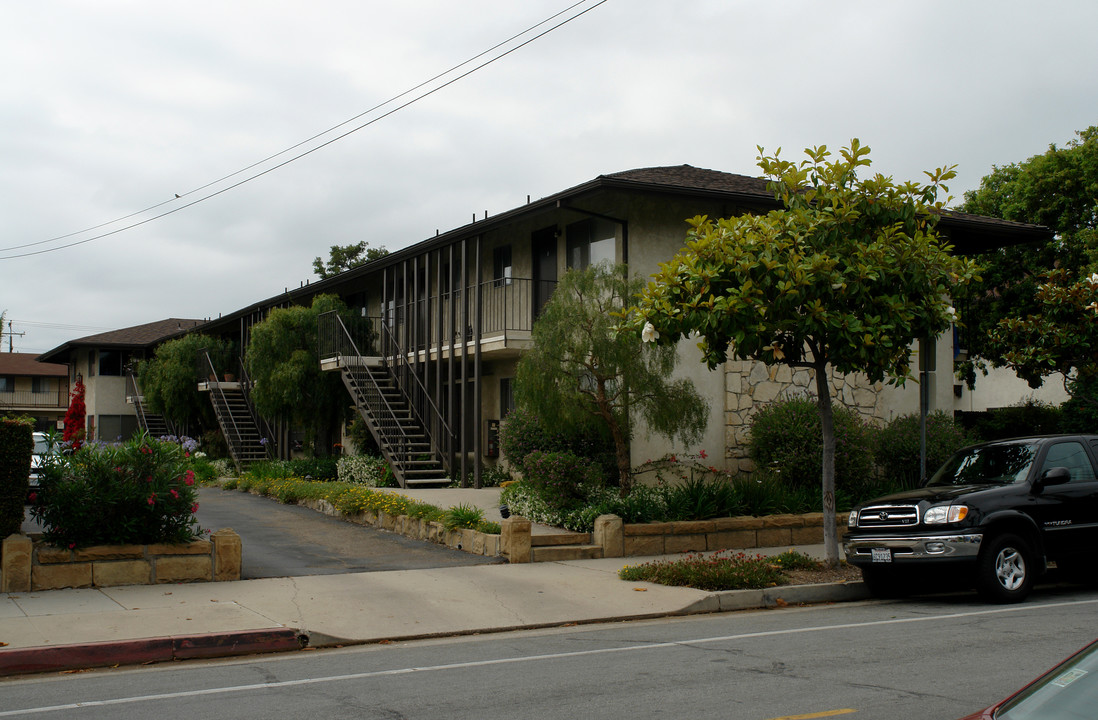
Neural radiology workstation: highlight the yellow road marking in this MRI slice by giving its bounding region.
[765,710,857,720]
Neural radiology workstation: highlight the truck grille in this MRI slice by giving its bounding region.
[856,504,919,528]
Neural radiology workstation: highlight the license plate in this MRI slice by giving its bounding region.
[871,548,892,563]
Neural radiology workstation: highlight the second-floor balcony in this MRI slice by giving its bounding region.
[0,386,69,411]
[321,277,550,366]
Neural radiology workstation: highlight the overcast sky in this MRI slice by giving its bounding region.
[2,0,1096,356]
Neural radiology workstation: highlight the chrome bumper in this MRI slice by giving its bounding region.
[844,533,983,563]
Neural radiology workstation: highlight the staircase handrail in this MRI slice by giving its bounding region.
[319,311,451,470]
[376,318,452,463]
[199,349,247,459]
[235,357,275,458]
[126,370,176,437]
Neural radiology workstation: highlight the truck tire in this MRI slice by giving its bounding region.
[977,533,1034,603]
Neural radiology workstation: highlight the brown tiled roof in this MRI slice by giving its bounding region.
[66,318,205,347]
[38,318,205,363]
[0,352,68,377]
[602,165,771,196]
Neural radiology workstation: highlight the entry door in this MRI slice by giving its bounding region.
[532,226,558,320]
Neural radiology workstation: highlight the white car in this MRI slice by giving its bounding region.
[28,431,49,490]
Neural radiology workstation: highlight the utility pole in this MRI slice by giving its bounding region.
[2,320,25,352]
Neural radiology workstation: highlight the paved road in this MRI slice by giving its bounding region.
[4,587,1097,719]
[194,486,503,578]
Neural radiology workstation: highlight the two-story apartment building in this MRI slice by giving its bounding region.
[0,352,69,431]
[38,319,204,442]
[189,165,1053,486]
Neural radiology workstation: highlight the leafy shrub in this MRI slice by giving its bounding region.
[748,397,874,491]
[961,398,1063,441]
[337,455,394,487]
[874,411,973,488]
[287,456,339,481]
[520,450,603,509]
[498,407,615,482]
[0,417,34,538]
[30,436,204,548]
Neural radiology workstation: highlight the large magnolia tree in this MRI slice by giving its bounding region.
[625,141,979,564]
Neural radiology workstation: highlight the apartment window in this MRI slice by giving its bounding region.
[493,245,513,287]
[500,378,515,419]
[0,376,13,392]
[566,218,616,270]
[31,377,48,393]
[98,350,123,376]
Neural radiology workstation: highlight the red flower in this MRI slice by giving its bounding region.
[191,503,199,513]
[183,470,195,486]
[699,449,708,459]
[28,492,37,503]
[68,542,75,549]
[170,489,180,499]
[147,493,157,505]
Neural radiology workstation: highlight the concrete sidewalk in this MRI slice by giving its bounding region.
[0,544,869,676]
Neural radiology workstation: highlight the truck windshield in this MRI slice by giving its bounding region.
[927,443,1038,487]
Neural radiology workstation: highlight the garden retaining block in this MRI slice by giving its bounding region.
[1,529,242,592]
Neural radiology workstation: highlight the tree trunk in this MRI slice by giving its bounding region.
[814,363,840,567]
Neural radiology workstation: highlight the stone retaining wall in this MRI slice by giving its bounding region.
[1,529,242,592]
[618,513,847,557]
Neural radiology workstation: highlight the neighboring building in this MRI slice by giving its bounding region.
[38,319,204,442]
[186,164,1051,483]
[0,352,69,432]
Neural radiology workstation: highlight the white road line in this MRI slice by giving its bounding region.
[5,597,1098,717]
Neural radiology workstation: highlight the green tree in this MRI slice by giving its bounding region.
[515,263,708,494]
[954,126,1098,386]
[990,268,1098,396]
[138,333,231,433]
[245,294,352,455]
[312,241,388,279]
[626,141,978,564]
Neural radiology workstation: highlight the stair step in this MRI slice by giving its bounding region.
[532,532,593,547]
[404,477,452,487]
[530,545,604,562]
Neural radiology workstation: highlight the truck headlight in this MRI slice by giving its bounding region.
[848,510,859,527]
[924,504,968,524]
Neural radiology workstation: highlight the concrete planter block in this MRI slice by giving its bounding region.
[1,534,32,592]
[593,515,624,558]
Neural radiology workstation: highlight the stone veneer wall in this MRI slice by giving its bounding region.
[0,530,242,592]
[725,358,888,474]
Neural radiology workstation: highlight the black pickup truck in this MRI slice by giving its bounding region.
[844,434,1098,603]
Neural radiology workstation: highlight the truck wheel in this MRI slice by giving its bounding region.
[977,534,1034,603]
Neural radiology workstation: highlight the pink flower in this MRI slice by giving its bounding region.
[183,470,195,486]
[147,493,157,505]
[699,449,707,459]
[170,489,179,499]
[191,503,199,513]
[69,542,75,549]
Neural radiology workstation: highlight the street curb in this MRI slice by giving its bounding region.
[0,628,307,677]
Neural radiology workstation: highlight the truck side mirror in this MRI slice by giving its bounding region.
[1036,466,1071,489]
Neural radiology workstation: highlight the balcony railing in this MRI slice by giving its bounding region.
[0,387,69,409]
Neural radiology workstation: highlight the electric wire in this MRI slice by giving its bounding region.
[0,0,607,260]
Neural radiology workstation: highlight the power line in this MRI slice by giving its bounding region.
[0,0,608,260]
